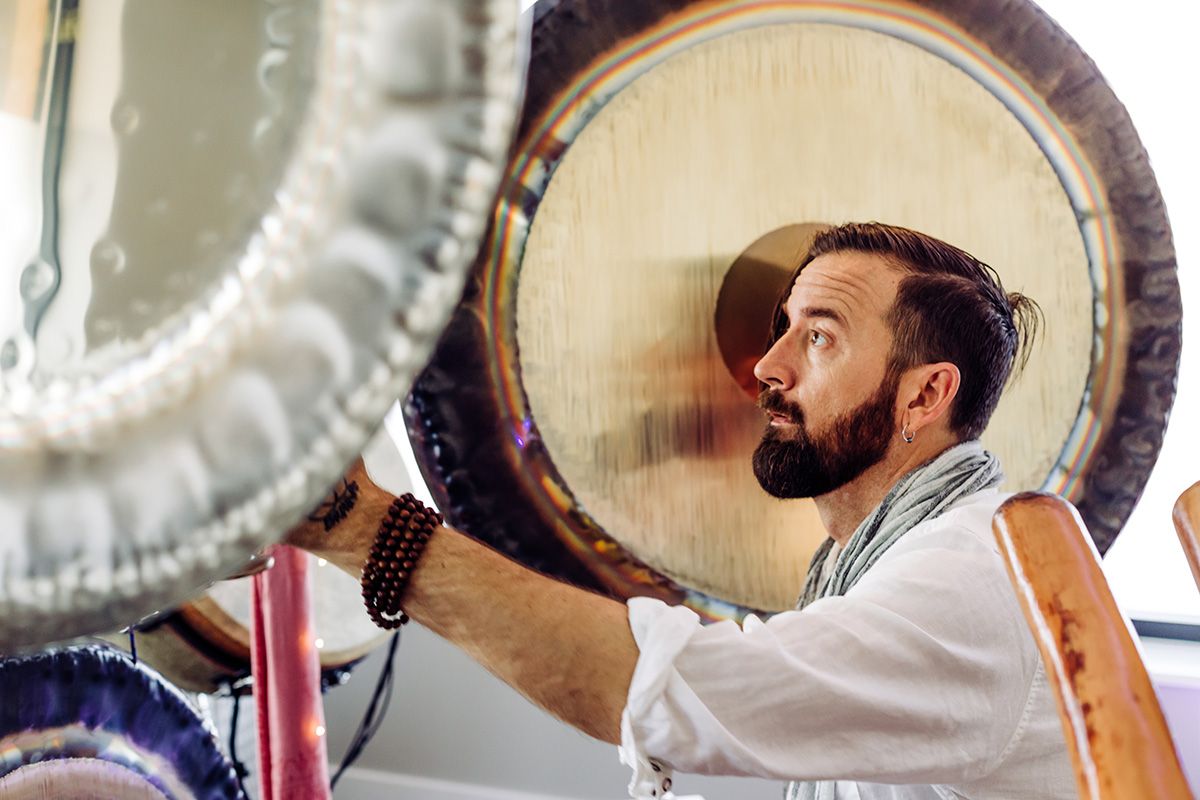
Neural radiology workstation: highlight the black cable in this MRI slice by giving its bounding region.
[330,630,402,790]
[127,628,137,664]
[227,685,250,798]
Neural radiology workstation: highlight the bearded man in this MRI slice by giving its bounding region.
[287,222,1075,799]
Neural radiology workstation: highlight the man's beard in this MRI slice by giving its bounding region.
[752,371,899,499]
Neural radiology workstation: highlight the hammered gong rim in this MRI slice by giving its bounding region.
[0,0,527,649]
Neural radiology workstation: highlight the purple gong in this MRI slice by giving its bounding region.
[0,645,246,799]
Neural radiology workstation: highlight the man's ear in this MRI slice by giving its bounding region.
[901,361,960,434]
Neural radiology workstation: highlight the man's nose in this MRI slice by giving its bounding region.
[753,333,795,390]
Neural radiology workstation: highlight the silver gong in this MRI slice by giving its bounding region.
[0,0,526,648]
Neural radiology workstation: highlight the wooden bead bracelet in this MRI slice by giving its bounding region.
[361,493,443,629]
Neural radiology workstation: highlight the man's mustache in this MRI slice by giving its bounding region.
[757,391,804,426]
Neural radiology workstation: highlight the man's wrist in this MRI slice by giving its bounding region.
[360,494,443,628]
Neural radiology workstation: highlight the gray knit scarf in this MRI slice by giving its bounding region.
[786,440,1002,800]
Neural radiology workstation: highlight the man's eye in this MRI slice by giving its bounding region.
[810,331,829,346]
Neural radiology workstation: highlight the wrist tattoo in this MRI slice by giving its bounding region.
[307,479,359,532]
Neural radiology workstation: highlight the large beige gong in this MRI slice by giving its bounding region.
[407,0,1178,619]
[517,24,1091,611]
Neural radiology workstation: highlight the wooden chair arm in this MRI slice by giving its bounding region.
[993,492,1191,799]
[1172,481,1200,594]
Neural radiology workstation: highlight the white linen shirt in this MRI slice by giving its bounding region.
[619,488,1076,799]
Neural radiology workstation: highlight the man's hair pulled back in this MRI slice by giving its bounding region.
[771,222,1041,441]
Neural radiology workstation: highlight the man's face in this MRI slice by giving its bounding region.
[751,251,903,498]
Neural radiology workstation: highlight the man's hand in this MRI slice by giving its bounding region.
[284,459,639,745]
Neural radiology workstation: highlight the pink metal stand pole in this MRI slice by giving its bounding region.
[250,544,332,800]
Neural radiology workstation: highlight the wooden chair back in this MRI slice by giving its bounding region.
[1172,481,1200,594]
[993,492,1192,799]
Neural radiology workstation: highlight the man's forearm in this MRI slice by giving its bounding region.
[288,468,637,744]
[404,527,637,743]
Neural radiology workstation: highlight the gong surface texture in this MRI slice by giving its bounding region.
[408,0,1179,616]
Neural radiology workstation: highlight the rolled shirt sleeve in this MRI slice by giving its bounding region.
[619,524,1040,796]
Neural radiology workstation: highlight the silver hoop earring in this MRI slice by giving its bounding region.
[901,422,915,444]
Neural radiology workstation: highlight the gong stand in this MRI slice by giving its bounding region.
[249,545,331,800]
